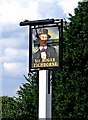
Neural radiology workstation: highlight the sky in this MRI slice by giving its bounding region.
[0,0,83,97]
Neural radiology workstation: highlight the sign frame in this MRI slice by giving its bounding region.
[29,19,63,72]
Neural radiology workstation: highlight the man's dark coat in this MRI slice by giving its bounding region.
[32,46,58,67]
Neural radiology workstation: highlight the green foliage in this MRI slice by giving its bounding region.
[16,72,39,120]
[52,2,88,119]
[0,97,2,120]
[1,72,38,120]
[2,96,19,120]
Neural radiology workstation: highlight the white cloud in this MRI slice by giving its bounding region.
[38,0,58,2]
[3,62,27,73]
[0,0,83,24]
[4,48,27,57]
[0,0,40,24]
[5,48,18,56]
[0,47,28,63]
[3,62,19,71]
[58,0,82,16]
[1,37,27,49]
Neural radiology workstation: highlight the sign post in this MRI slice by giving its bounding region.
[19,19,63,119]
[39,70,52,118]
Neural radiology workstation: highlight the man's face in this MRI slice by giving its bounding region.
[39,34,48,47]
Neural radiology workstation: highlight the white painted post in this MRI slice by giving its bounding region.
[39,70,52,119]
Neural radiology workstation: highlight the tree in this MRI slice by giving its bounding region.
[0,97,2,120]
[16,72,39,120]
[52,2,88,119]
[1,72,39,120]
[2,96,19,120]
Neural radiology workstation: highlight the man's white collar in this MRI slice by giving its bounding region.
[39,46,47,50]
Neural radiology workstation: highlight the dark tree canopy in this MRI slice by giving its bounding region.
[52,2,88,119]
[2,96,19,120]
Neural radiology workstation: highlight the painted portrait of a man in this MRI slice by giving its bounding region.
[32,27,59,68]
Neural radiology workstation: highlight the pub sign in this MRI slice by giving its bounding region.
[30,21,63,70]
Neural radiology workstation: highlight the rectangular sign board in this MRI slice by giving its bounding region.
[31,24,62,70]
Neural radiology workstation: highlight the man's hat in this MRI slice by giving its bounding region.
[36,28,51,38]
